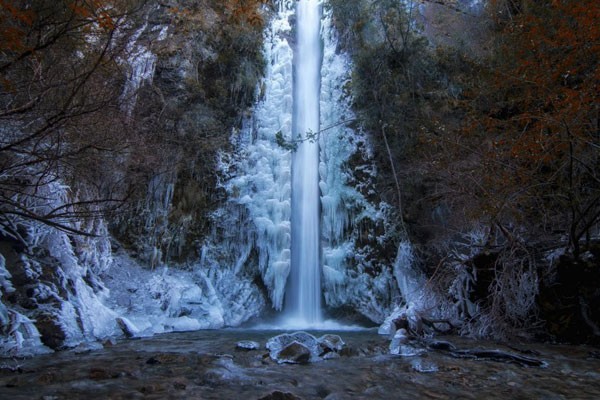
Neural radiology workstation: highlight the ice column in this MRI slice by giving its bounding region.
[286,0,323,324]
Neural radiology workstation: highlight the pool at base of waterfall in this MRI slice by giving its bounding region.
[1,329,599,399]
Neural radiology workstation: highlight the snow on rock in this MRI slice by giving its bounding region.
[378,240,452,344]
[0,180,122,355]
[1,173,265,356]
[103,252,223,334]
[116,317,140,338]
[104,249,265,336]
[266,331,322,364]
[318,334,345,353]
[236,340,260,350]
[266,331,346,363]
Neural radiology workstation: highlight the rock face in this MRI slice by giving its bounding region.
[265,332,346,364]
[0,1,269,357]
[35,314,67,350]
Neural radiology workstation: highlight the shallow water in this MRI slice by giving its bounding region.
[1,329,600,399]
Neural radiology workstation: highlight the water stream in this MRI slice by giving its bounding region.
[286,0,323,326]
[2,330,599,399]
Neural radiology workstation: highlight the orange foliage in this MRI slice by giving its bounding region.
[472,0,600,249]
[224,0,269,27]
[0,0,35,52]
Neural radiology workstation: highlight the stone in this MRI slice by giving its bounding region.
[318,334,345,354]
[34,313,66,350]
[322,351,340,360]
[146,357,161,365]
[236,340,260,350]
[258,390,302,400]
[277,341,311,364]
[116,317,140,338]
[390,329,423,356]
[266,331,320,363]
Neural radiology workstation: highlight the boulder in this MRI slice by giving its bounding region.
[277,341,312,364]
[318,334,345,354]
[266,332,347,363]
[266,331,320,363]
[389,329,423,356]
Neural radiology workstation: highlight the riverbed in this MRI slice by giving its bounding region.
[1,329,599,399]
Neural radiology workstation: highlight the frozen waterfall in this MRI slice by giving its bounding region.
[285,0,323,325]
[206,0,398,328]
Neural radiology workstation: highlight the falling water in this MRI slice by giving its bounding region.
[285,0,323,325]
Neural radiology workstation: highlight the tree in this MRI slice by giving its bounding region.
[475,0,600,258]
[0,0,148,237]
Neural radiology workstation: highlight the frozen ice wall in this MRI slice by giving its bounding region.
[208,0,296,311]
[207,1,399,324]
[318,4,398,322]
[0,180,120,356]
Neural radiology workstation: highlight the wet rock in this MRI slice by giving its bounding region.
[393,315,410,331]
[138,383,164,394]
[89,368,113,380]
[315,384,331,398]
[37,371,56,384]
[278,341,312,364]
[588,350,600,359]
[339,346,358,357]
[146,357,161,365]
[258,390,302,400]
[427,340,457,351]
[236,340,260,350]
[173,380,187,390]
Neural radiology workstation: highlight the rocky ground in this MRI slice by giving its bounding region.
[1,329,600,399]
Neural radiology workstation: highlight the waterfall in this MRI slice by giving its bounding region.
[285,0,323,325]
[205,0,397,329]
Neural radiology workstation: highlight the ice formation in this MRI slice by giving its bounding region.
[0,0,427,357]
[208,0,296,312]
[204,0,400,325]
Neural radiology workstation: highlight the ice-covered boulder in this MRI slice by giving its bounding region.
[389,329,424,356]
[266,332,347,363]
[378,306,405,337]
[266,331,321,363]
[318,334,345,353]
[236,340,260,351]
